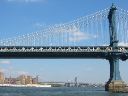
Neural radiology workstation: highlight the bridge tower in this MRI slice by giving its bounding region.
[105,4,126,92]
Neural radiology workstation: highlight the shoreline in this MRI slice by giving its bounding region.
[0,84,51,88]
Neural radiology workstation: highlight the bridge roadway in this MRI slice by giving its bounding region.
[0,46,128,60]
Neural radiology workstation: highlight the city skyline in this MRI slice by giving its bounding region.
[0,71,38,85]
[0,0,128,84]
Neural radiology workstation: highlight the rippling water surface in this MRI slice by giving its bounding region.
[0,87,128,96]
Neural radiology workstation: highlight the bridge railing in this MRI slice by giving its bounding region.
[0,46,127,53]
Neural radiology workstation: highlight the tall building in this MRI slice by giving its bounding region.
[0,72,4,84]
[25,76,32,84]
[18,75,26,85]
[74,77,78,87]
[18,75,36,85]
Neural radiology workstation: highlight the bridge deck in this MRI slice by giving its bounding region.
[0,46,127,59]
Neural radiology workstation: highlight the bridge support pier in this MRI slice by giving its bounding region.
[105,58,126,92]
[105,4,127,92]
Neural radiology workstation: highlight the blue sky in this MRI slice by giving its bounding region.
[0,0,128,84]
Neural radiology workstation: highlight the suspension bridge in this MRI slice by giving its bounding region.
[1,4,128,92]
[0,4,128,59]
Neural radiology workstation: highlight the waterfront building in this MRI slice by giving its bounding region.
[25,76,32,84]
[18,75,26,85]
[4,78,10,84]
[32,76,38,84]
[0,72,38,85]
[32,78,38,84]
[15,80,21,85]
[4,77,17,84]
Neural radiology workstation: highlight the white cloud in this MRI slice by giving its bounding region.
[17,71,29,75]
[49,25,97,43]
[69,33,87,42]
[0,60,11,64]
[101,42,128,46]
[85,67,93,72]
[34,22,47,29]
[118,42,128,46]
[0,69,8,73]
[68,27,97,42]
[7,0,44,3]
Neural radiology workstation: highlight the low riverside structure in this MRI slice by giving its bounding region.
[0,84,51,87]
[107,80,126,92]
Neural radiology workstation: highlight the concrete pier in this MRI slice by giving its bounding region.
[105,80,128,92]
[105,58,128,92]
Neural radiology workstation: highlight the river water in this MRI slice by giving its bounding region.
[0,87,128,96]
